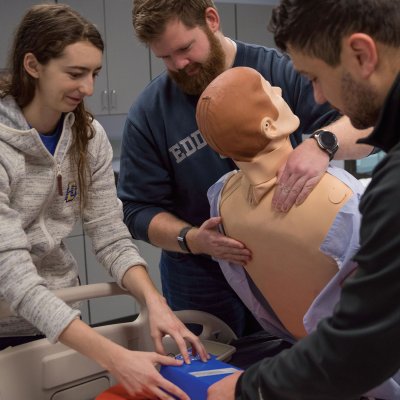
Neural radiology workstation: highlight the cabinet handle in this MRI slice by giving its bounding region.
[110,89,117,110]
[101,90,109,110]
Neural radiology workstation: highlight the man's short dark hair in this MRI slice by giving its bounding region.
[132,0,216,44]
[269,0,400,66]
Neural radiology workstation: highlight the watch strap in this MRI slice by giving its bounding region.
[310,130,338,161]
[177,226,194,253]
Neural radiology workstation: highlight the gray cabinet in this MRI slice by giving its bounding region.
[236,4,275,48]
[0,0,54,71]
[64,0,150,116]
[216,2,237,39]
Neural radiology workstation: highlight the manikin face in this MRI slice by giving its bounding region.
[150,18,226,95]
[261,78,300,136]
[28,41,102,116]
[288,47,380,129]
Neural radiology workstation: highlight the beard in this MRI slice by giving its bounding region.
[341,72,380,129]
[168,27,226,96]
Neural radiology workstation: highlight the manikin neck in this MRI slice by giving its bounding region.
[235,137,293,186]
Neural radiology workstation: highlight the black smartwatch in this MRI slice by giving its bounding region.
[177,226,193,253]
[310,130,339,161]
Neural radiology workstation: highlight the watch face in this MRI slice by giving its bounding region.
[319,130,337,149]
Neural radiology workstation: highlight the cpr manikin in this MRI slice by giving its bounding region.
[196,67,364,340]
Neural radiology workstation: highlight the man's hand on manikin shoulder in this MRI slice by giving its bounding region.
[272,117,373,213]
[186,217,252,265]
[272,138,329,213]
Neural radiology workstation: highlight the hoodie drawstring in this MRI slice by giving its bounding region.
[56,165,63,196]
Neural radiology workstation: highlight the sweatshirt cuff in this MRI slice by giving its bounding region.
[131,207,165,242]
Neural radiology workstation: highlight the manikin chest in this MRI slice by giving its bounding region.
[220,171,353,338]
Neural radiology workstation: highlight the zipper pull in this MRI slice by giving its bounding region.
[57,166,63,196]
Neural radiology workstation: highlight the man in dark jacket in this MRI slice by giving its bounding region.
[207,1,400,399]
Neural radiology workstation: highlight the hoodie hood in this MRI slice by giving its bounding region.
[0,95,30,130]
[0,95,74,158]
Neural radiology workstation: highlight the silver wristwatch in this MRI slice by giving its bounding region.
[310,130,339,161]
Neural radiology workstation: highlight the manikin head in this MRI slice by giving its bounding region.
[196,66,300,161]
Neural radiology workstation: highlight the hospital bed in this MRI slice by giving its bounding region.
[0,283,237,400]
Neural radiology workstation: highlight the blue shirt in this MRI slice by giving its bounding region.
[38,116,64,155]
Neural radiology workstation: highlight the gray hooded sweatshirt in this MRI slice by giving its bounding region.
[0,96,147,343]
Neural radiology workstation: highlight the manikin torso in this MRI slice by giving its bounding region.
[219,137,353,339]
[195,66,355,339]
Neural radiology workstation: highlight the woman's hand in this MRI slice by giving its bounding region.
[108,347,191,399]
[122,265,209,364]
[146,294,209,364]
[59,319,192,399]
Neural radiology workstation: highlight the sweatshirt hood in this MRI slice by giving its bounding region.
[0,95,74,157]
[0,95,30,130]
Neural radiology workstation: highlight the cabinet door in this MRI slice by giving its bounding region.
[104,0,150,114]
[0,0,55,71]
[236,4,275,48]
[216,2,236,39]
[150,3,236,80]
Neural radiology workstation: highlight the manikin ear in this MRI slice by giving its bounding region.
[204,7,220,33]
[260,116,287,140]
[23,53,41,79]
[343,33,378,79]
